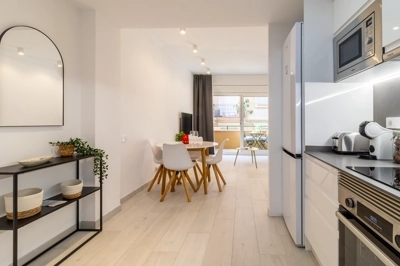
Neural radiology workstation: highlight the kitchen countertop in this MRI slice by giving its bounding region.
[305,150,400,199]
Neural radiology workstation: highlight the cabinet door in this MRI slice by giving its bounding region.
[333,0,369,34]
[382,0,400,50]
[304,155,339,266]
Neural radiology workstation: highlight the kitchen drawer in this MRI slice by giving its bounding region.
[305,155,338,202]
[306,178,339,231]
[305,198,339,266]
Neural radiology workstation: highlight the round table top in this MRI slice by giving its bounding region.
[157,141,218,149]
[236,147,259,151]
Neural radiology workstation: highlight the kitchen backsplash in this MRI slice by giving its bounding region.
[373,75,400,127]
[305,82,373,146]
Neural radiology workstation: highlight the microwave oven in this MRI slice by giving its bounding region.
[333,0,383,82]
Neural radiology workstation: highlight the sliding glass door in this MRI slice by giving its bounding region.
[213,95,268,151]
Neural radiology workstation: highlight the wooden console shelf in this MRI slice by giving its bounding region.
[0,155,103,266]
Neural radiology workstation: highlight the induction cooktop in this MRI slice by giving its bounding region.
[346,166,400,191]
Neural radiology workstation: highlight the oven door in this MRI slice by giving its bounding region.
[337,207,400,266]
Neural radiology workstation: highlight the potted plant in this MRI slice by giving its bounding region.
[235,99,253,117]
[392,131,400,163]
[175,131,185,141]
[49,138,108,182]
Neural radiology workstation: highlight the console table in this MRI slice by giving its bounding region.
[0,155,103,265]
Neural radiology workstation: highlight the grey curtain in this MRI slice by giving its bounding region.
[193,75,214,154]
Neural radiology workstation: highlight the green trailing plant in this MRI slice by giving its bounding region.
[175,131,185,141]
[235,99,253,116]
[49,138,108,182]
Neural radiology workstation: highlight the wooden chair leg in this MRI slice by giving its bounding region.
[176,171,182,185]
[181,171,191,202]
[148,165,162,192]
[171,171,177,192]
[212,165,222,192]
[234,149,240,165]
[160,172,177,202]
[215,164,226,185]
[253,151,258,168]
[193,165,200,185]
[207,165,211,182]
[161,167,167,195]
[184,171,197,192]
[195,163,203,176]
[156,165,163,184]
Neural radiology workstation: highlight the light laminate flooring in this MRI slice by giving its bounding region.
[56,155,318,266]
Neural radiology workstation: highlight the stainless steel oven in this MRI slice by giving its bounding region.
[338,172,400,266]
[334,0,383,82]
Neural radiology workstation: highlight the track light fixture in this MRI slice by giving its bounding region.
[57,61,63,68]
[201,58,205,65]
[206,68,210,74]
[193,44,198,53]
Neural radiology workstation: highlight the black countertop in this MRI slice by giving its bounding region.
[305,150,400,199]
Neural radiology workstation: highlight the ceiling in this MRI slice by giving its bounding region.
[71,0,304,74]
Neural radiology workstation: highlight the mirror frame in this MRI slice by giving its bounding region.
[0,25,64,127]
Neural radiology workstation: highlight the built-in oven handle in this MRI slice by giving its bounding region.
[336,212,397,266]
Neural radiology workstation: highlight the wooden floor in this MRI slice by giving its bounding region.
[58,155,318,266]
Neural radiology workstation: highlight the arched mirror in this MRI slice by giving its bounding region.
[0,26,64,126]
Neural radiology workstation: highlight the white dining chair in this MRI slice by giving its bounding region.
[147,139,168,194]
[161,143,197,202]
[200,139,228,192]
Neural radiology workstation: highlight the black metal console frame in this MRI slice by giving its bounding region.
[0,155,103,265]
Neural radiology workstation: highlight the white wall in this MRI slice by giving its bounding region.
[93,12,122,221]
[119,29,193,199]
[305,83,373,146]
[0,1,84,264]
[268,23,294,216]
[304,0,334,83]
[213,74,268,85]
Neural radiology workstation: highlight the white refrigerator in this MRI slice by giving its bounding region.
[282,22,303,246]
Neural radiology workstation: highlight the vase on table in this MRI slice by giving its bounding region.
[182,134,189,144]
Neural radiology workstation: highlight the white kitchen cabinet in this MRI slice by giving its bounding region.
[304,154,339,266]
[333,0,372,34]
[382,0,400,51]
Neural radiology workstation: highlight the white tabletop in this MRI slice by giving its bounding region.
[157,141,218,149]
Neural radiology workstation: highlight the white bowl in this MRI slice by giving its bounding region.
[4,188,43,219]
[60,179,83,198]
[18,155,53,167]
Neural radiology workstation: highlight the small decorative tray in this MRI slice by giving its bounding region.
[18,156,53,167]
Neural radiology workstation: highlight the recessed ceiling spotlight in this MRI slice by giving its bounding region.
[201,58,205,65]
[193,44,198,53]
[394,26,399,30]
[17,47,24,55]
[180,28,186,35]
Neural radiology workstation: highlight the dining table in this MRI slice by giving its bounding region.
[158,141,218,194]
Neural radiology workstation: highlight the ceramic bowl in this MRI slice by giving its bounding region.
[60,179,83,199]
[4,188,43,220]
[18,155,53,167]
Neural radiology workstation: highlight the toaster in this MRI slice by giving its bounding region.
[332,132,369,154]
